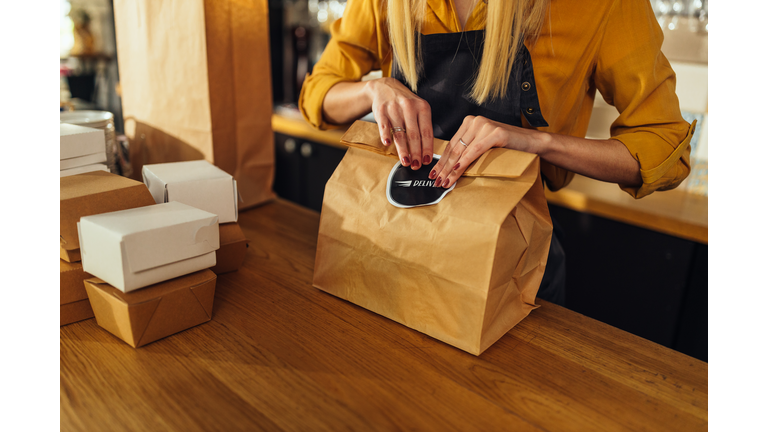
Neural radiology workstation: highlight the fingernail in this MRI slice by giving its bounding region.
[423,155,431,165]
[411,160,420,170]
[436,176,442,187]
[384,139,391,146]
[402,156,410,166]
[453,163,460,171]
[442,178,450,188]
[429,170,436,179]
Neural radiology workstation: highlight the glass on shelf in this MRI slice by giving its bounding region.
[654,0,708,33]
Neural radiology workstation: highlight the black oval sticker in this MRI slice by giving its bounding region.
[386,155,455,208]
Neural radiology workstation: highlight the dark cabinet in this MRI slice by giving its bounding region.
[549,204,707,362]
[274,132,347,212]
[673,243,708,361]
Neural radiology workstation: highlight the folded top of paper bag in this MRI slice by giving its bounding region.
[339,120,537,179]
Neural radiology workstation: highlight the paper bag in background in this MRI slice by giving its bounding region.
[313,121,553,356]
[113,0,275,209]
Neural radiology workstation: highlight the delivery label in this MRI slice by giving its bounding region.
[386,155,455,208]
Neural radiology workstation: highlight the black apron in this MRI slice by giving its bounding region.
[392,30,566,306]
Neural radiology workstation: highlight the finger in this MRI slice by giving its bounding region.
[437,127,477,188]
[375,107,394,147]
[403,106,422,170]
[387,108,410,166]
[430,143,448,186]
[442,136,486,188]
[418,106,434,166]
[442,123,502,188]
[430,118,470,183]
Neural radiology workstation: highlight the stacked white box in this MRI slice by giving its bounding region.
[60,123,108,175]
[142,160,238,223]
[78,201,220,292]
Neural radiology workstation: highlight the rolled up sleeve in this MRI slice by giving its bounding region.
[595,0,694,198]
[298,0,387,130]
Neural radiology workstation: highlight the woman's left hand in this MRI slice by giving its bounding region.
[429,115,545,188]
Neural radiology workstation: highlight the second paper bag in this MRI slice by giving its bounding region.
[114,0,275,209]
[313,121,553,355]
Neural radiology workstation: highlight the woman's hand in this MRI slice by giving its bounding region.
[366,77,434,170]
[430,115,543,188]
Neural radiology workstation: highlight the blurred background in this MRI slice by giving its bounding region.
[59,0,709,362]
[60,0,707,192]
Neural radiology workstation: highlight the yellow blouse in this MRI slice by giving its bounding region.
[299,0,695,198]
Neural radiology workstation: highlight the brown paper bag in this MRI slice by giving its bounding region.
[313,120,553,355]
[114,0,275,209]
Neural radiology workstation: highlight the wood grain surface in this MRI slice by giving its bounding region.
[272,114,348,149]
[61,199,707,431]
[545,174,708,245]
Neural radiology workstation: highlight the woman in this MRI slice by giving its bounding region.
[299,0,694,306]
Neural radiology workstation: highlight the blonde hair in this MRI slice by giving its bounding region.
[387,0,549,105]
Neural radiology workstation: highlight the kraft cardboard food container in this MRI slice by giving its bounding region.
[211,222,248,274]
[313,120,553,356]
[60,259,94,326]
[61,299,95,326]
[60,171,156,262]
[78,201,220,292]
[84,270,217,348]
[142,160,239,223]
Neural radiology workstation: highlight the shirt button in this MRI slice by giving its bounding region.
[521,82,531,91]
[526,107,534,114]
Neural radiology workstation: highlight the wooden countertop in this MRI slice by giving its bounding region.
[272,114,708,244]
[61,199,708,431]
[545,174,708,244]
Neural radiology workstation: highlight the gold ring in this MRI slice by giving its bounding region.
[391,127,406,134]
[459,138,469,147]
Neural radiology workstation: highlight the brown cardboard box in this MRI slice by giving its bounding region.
[60,171,156,262]
[60,260,94,326]
[84,270,217,348]
[61,299,94,326]
[61,248,81,263]
[211,223,248,274]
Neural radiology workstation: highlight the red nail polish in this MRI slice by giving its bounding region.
[384,139,391,145]
[453,163,460,171]
[442,178,450,188]
[436,176,442,186]
[429,170,436,179]
[403,156,410,166]
[423,155,431,165]
[411,160,420,169]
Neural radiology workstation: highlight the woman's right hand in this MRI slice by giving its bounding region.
[365,77,434,170]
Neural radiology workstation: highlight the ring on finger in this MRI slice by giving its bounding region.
[391,126,406,134]
[459,138,470,147]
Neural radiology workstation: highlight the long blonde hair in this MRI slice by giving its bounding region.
[387,0,549,104]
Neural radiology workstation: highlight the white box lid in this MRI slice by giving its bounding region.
[60,152,108,170]
[79,201,219,274]
[60,123,105,160]
[60,163,109,177]
[142,160,238,223]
